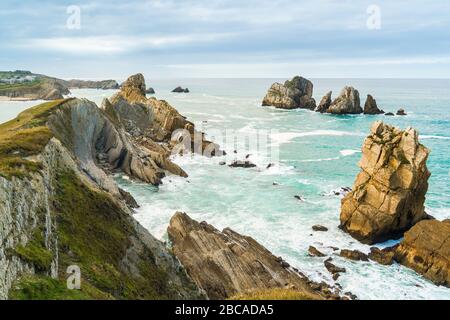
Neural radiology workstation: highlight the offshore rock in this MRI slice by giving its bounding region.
[340,121,430,244]
[327,86,362,114]
[363,94,384,115]
[315,91,332,113]
[262,76,316,109]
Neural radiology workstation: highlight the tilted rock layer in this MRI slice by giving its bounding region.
[0,98,203,300]
[394,219,450,287]
[168,212,323,300]
[262,76,316,109]
[340,121,430,244]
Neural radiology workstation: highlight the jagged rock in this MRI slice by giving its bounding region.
[228,160,256,168]
[394,219,450,287]
[324,258,346,276]
[146,87,155,94]
[327,86,362,114]
[308,246,326,257]
[363,94,384,114]
[167,212,324,300]
[104,74,223,165]
[262,76,316,110]
[172,86,189,93]
[119,188,139,209]
[0,99,203,300]
[340,121,430,244]
[368,246,396,265]
[339,249,369,261]
[312,225,328,232]
[397,108,407,116]
[315,91,332,113]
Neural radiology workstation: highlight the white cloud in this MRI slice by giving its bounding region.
[17,33,235,55]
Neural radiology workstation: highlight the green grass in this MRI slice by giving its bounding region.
[0,99,70,179]
[53,169,174,299]
[14,229,54,272]
[229,288,318,300]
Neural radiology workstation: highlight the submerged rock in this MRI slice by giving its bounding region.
[340,121,430,244]
[394,219,450,287]
[262,76,316,109]
[385,112,395,116]
[327,87,362,114]
[309,246,326,257]
[324,258,346,277]
[315,91,332,113]
[363,94,384,114]
[168,212,324,300]
[312,225,328,232]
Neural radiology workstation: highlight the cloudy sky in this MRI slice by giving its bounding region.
[1,0,450,79]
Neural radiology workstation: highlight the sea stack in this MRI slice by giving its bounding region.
[340,121,430,244]
[315,91,332,113]
[327,86,362,114]
[262,76,316,109]
[363,94,384,114]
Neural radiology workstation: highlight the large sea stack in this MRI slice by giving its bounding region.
[340,121,430,244]
[262,76,316,109]
[327,86,362,114]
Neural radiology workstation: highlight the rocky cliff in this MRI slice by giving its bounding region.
[167,212,351,300]
[0,98,203,300]
[262,76,316,109]
[0,71,119,101]
[340,121,430,244]
[104,73,223,160]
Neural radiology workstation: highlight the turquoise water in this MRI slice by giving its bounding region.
[1,79,449,299]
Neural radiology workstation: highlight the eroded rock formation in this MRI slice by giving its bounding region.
[167,212,325,300]
[0,99,203,300]
[262,76,316,109]
[315,91,332,113]
[394,219,450,287]
[363,94,384,115]
[340,121,430,244]
[327,87,362,114]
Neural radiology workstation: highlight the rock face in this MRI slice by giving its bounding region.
[168,212,324,300]
[340,121,430,244]
[327,87,362,114]
[363,95,384,115]
[102,74,223,184]
[394,219,450,287]
[0,99,203,300]
[262,76,316,110]
[315,91,332,113]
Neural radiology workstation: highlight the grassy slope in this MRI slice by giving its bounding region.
[1,99,196,300]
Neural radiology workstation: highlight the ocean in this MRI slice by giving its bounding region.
[1,78,449,299]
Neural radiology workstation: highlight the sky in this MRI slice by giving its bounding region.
[1,0,450,79]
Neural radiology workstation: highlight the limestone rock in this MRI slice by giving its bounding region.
[340,121,430,244]
[327,87,362,114]
[394,219,450,287]
[262,76,316,110]
[167,212,324,300]
[315,91,332,113]
[363,94,384,115]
